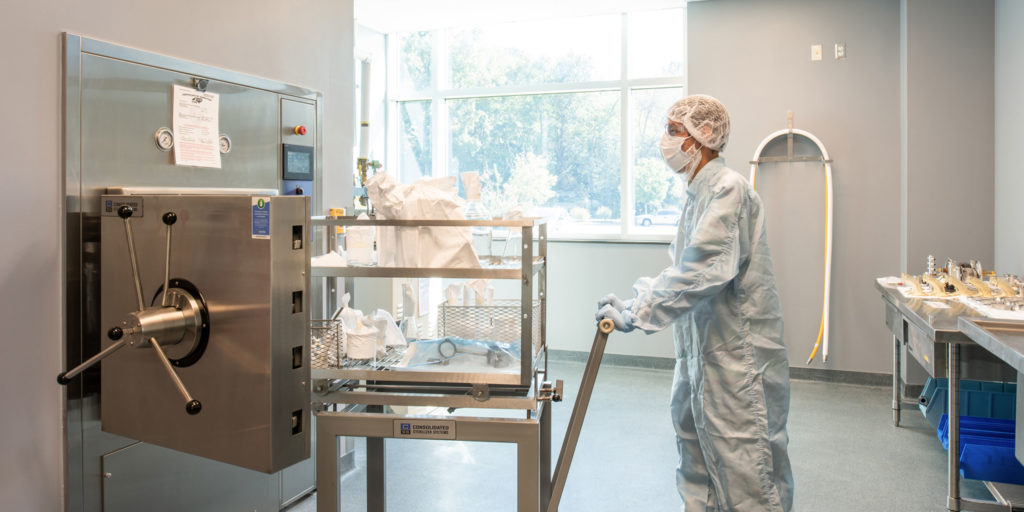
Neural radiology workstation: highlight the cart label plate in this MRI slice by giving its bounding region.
[102,197,144,217]
[394,419,456,439]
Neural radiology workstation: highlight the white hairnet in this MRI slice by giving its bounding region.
[667,94,731,152]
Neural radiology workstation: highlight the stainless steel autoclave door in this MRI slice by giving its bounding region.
[99,193,310,474]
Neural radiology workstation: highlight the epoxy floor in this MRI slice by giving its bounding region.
[287,360,995,511]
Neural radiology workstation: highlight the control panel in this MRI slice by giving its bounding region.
[281,99,316,199]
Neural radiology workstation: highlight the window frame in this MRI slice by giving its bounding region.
[384,9,687,242]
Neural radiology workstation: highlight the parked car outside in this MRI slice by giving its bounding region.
[636,208,681,226]
[527,206,571,223]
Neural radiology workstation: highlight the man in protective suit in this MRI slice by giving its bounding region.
[597,94,794,512]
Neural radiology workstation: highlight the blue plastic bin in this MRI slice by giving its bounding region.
[961,442,1024,485]
[918,378,1016,428]
[937,415,1015,450]
[937,414,1024,485]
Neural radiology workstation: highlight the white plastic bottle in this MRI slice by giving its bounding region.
[347,213,375,266]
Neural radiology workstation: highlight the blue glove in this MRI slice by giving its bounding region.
[596,304,635,332]
[597,293,627,312]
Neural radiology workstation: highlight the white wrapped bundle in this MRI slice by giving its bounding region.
[365,172,481,268]
[346,326,378,360]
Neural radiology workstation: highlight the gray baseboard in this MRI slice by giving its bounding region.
[549,349,895,387]
[549,349,676,370]
[788,366,891,387]
[338,448,357,475]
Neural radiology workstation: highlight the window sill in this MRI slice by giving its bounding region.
[545,234,672,245]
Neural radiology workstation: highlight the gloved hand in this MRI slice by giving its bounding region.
[597,293,627,312]
[596,304,635,332]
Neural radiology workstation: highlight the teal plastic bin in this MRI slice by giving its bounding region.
[918,378,1016,428]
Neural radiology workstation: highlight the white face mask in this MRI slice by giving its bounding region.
[660,133,701,177]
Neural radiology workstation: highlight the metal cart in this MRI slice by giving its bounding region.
[310,217,608,512]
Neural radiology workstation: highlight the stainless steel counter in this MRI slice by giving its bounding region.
[876,278,1023,511]
[876,279,1015,383]
[875,279,976,340]
[959,318,1024,374]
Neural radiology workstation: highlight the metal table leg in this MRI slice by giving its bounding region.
[517,410,541,512]
[367,405,386,512]
[540,400,551,508]
[893,334,902,427]
[368,436,386,511]
[316,421,341,512]
[948,342,960,512]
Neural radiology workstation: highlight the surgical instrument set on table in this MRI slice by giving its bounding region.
[877,254,1024,511]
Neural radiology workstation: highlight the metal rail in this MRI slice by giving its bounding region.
[546,319,614,512]
[311,216,547,228]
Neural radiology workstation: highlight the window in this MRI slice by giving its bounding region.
[385,7,686,239]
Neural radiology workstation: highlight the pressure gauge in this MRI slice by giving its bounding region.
[154,127,174,151]
[219,134,232,154]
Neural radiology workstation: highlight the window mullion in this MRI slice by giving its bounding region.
[620,12,633,236]
[385,33,398,182]
[431,29,448,178]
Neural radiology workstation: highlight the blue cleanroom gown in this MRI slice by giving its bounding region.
[627,157,794,511]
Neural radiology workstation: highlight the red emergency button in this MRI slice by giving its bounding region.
[293,125,307,136]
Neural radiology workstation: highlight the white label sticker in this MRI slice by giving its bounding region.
[393,419,456,440]
[172,84,221,168]
[252,197,270,239]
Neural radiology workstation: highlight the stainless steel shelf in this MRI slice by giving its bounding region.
[311,216,547,228]
[311,349,545,387]
[311,367,523,385]
[312,388,539,410]
[985,481,1024,507]
[311,258,545,279]
[313,216,547,392]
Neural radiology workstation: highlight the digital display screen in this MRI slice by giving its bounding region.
[282,144,314,180]
[287,151,311,175]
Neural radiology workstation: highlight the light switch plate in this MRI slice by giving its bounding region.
[811,44,823,61]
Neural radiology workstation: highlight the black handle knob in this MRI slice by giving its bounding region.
[162,212,178,225]
[186,400,202,415]
[117,205,134,219]
[295,187,303,195]
[57,372,71,385]
[108,327,123,340]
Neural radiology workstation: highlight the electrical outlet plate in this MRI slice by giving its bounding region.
[811,44,823,61]
[835,42,847,60]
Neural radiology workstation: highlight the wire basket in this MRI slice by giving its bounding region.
[438,299,542,357]
[311,319,346,369]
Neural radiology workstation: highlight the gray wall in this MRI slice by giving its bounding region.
[902,0,994,273]
[547,242,676,358]
[0,1,354,509]
[995,0,1024,275]
[686,0,902,373]
[549,0,998,376]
